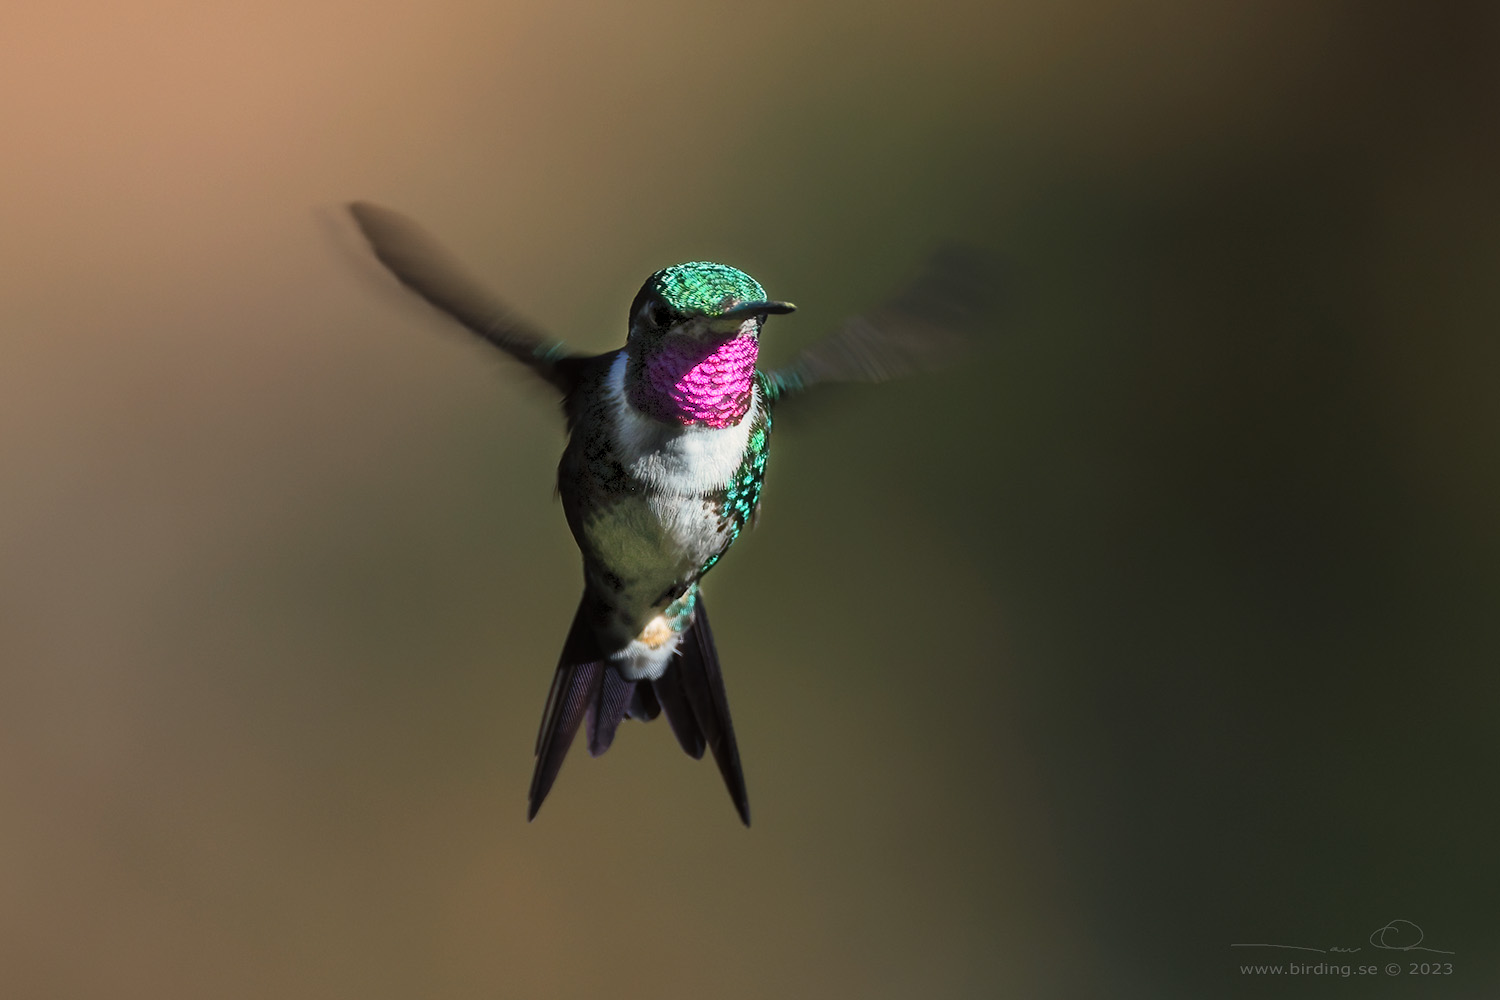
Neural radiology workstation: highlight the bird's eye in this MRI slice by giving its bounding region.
[649,302,675,328]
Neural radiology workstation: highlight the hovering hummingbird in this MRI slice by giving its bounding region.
[349,202,985,825]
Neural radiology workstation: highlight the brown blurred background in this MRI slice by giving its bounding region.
[2,1,1496,997]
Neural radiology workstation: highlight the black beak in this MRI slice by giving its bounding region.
[716,299,797,323]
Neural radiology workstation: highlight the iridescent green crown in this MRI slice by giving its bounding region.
[648,261,766,316]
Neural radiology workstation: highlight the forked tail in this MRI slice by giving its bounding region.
[527,594,749,825]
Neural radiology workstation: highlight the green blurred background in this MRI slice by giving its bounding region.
[2,1,1496,996]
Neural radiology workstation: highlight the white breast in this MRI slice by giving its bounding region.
[604,351,755,496]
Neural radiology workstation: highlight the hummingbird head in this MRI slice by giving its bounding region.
[624,262,795,427]
[627,261,796,345]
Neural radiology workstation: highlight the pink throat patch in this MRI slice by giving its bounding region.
[630,333,760,428]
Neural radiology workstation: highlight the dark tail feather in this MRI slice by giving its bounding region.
[527,661,600,820]
[587,668,635,756]
[651,661,706,760]
[627,681,661,721]
[665,596,750,826]
[528,597,607,821]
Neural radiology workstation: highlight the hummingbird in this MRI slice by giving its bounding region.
[349,202,985,825]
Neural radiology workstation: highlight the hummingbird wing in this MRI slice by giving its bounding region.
[762,244,998,401]
[349,202,582,394]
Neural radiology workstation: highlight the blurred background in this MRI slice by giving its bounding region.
[2,1,1496,996]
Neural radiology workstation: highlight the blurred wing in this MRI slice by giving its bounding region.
[349,201,581,394]
[763,244,999,400]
